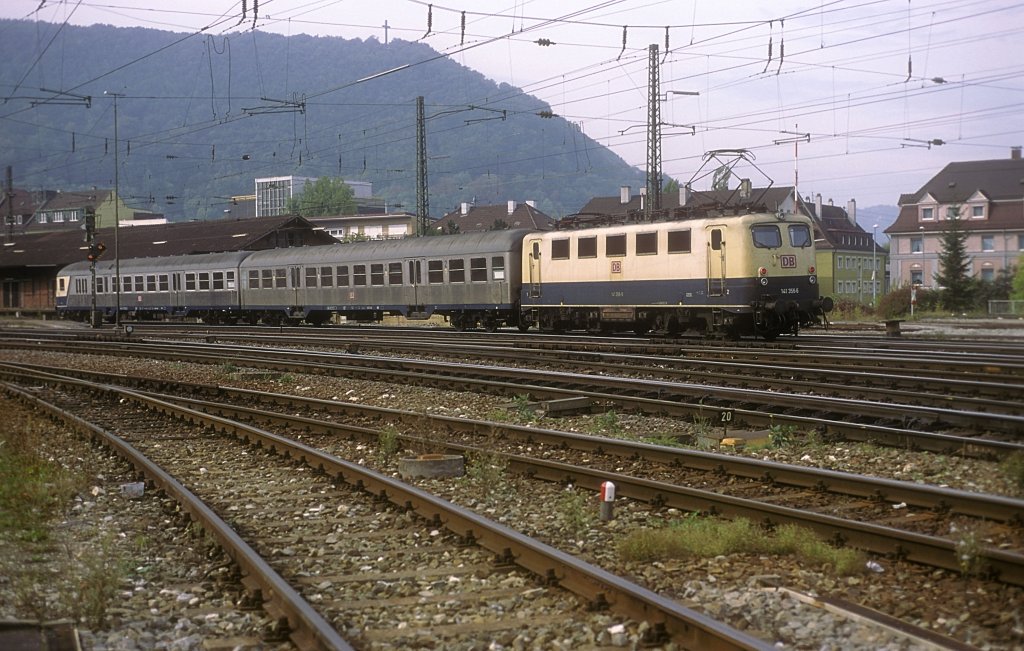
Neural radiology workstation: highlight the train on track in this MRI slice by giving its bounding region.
[56,208,833,340]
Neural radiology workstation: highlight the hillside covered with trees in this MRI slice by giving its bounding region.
[0,19,644,221]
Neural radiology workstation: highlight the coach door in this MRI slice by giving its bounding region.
[527,238,543,298]
[706,226,726,297]
[406,258,423,312]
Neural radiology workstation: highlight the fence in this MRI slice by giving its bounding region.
[988,300,1024,316]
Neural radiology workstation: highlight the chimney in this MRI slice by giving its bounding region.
[461,202,470,216]
[815,193,822,218]
[847,198,857,226]
[1013,146,1022,160]
[525,200,536,208]
[507,200,516,215]
[620,186,631,204]
[680,183,690,207]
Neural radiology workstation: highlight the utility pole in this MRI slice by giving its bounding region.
[4,166,13,242]
[415,96,429,236]
[645,44,661,218]
[105,91,123,328]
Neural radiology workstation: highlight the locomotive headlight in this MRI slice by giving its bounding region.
[809,276,817,284]
[758,267,767,276]
[759,277,769,286]
[807,265,815,274]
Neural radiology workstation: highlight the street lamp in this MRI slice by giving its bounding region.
[872,224,878,306]
[105,90,124,329]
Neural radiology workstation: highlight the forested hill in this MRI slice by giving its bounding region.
[0,19,644,221]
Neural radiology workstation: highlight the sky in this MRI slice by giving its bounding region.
[1,0,1023,214]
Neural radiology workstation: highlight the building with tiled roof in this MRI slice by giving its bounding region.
[432,201,554,234]
[885,149,1024,289]
[0,214,336,315]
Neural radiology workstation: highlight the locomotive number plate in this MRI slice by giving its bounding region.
[780,255,797,268]
[611,261,622,273]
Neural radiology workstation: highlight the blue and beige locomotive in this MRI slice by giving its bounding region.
[56,210,831,339]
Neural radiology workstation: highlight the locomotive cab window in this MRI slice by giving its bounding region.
[551,239,570,260]
[636,232,658,255]
[578,236,597,259]
[605,234,626,257]
[788,224,812,248]
[750,224,782,249]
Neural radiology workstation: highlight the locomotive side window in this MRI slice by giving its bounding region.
[336,266,349,287]
[751,224,782,248]
[449,259,465,283]
[305,267,318,288]
[388,262,403,285]
[320,267,333,287]
[636,232,658,255]
[470,257,487,282]
[275,268,287,289]
[370,264,385,286]
[353,265,367,286]
[605,234,626,257]
[551,239,570,260]
[428,260,444,284]
[491,256,505,281]
[789,224,812,248]
[668,230,692,253]
[578,236,597,259]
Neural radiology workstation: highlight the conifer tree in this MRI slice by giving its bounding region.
[934,206,974,313]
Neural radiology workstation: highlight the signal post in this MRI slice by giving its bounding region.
[83,207,106,328]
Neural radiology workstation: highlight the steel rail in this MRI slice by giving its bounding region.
[2,360,1019,525]
[0,382,356,651]
[1,369,774,651]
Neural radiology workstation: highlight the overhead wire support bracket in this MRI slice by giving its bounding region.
[32,88,91,108]
[243,96,306,115]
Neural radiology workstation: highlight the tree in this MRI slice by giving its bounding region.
[933,206,974,313]
[1012,256,1024,301]
[287,177,356,217]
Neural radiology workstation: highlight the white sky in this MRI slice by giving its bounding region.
[2,0,1023,211]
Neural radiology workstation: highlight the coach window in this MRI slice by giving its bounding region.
[578,236,597,259]
[370,264,385,286]
[551,238,570,260]
[197,272,209,291]
[159,275,169,292]
[428,260,444,284]
[320,267,333,287]
[667,230,691,253]
[353,264,367,286]
[183,274,194,291]
[636,232,658,255]
[274,268,287,289]
[751,224,782,249]
[789,224,812,248]
[449,259,465,283]
[212,272,225,291]
[305,267,318,288]
[135,275,145,292]
[225,271,235,290]
[336,265,350,287]
[260,269,271,288]
[470,257,488,282]
[491,256,505,281]
[605,234,626,257]
[388,262,403,285]
[147,275,157,292]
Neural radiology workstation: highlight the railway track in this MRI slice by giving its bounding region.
[1,336,1021,458]
[2,370,772,651]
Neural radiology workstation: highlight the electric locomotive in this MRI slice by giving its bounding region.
[518,209,832,340]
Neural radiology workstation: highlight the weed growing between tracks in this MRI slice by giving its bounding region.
[617,514,866,576]
[0,408,128,627]
[1000,451,1024,496]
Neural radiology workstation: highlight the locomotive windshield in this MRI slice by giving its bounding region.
[788,223,812,248]
[750,224,782,248]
